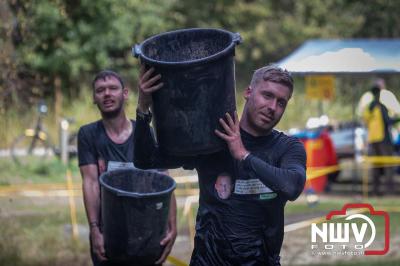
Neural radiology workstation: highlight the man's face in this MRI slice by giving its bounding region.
[215,174,232,200]
[93,76,127,118]
[243,81,291,135]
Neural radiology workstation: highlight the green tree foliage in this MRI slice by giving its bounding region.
[347,0,400,37]
[3,0,172,109]
[2,0,400,112]
[167,0,367,86]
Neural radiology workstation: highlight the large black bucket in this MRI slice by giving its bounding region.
[99,169,176,265]
[133,28,241,156]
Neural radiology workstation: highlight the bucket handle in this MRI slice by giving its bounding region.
[116,190,137,197]
[132,44,141,58]
[114,189,174,198]
[232,32,242,45]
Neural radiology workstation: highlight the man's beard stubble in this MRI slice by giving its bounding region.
[98,103,124,120]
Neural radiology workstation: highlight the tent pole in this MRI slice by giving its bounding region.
[352,78,361,197]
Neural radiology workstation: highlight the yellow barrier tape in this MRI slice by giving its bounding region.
[361,155,400,165]
[284,208,368,233]
[66,169,79,240]
[167,255,188,266]
[306,165,340,181]
[305,155,400,182]
[0,186,198,198]
[2,156,399,198]
[174,175,197,184]
[0,167,341,196]
[362,165,368,198]
[174,188,199,197]
[378,207,400,212]
[0,183,81,192]
[0,189,83,198]
[285,205,400,233]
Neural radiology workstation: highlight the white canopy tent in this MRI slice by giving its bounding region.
[277,39,400,74]
[277,39,400,117]
[277,39,400,192]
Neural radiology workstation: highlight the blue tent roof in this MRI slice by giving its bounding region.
[277,39,400,74]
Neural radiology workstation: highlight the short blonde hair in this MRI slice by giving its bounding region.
[250,65,293,92]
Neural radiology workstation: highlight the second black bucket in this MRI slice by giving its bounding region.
[99,169,176,265]
[133,28,241,156]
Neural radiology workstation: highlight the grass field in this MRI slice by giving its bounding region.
[0,157,399,265]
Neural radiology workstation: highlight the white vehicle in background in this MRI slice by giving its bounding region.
[290,116,368,161]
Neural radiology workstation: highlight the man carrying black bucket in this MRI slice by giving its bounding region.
[78,70,177,266]
[134,65,306,265]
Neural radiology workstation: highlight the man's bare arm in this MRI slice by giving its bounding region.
[156,192,177,264]
[80,164,107,261]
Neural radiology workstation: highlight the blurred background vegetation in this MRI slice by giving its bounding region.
[1,2,400,265]
[1,0,400,147]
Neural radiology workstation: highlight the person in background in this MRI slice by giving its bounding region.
[362,85,400,195]
[358,78,400,121]
[134,64,306,265]
[78,70,177,265]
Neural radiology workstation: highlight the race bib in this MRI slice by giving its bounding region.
[234,179,273,195]
[107,161,136,171]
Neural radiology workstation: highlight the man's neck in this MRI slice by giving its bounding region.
[101,111,132,142]
[239,116,271,137]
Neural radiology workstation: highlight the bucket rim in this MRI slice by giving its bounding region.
[99,168,176,198]
[133,28,241,66]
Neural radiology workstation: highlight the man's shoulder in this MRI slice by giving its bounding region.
[78,120,103,137]
[273,129,297,141]
[80,120,102,130]
[273,130,304,149]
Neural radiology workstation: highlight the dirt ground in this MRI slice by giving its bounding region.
[281,226,400,265]
[1,182,400,266]
[167,193,400,265]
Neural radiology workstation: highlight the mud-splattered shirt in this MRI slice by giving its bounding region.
[78,120,137,175]
[134,116,306,266]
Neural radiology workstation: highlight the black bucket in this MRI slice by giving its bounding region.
[133,28,241,156]
[99,169,176,265]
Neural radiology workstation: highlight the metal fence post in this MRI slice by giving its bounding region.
[60,119,70,165]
